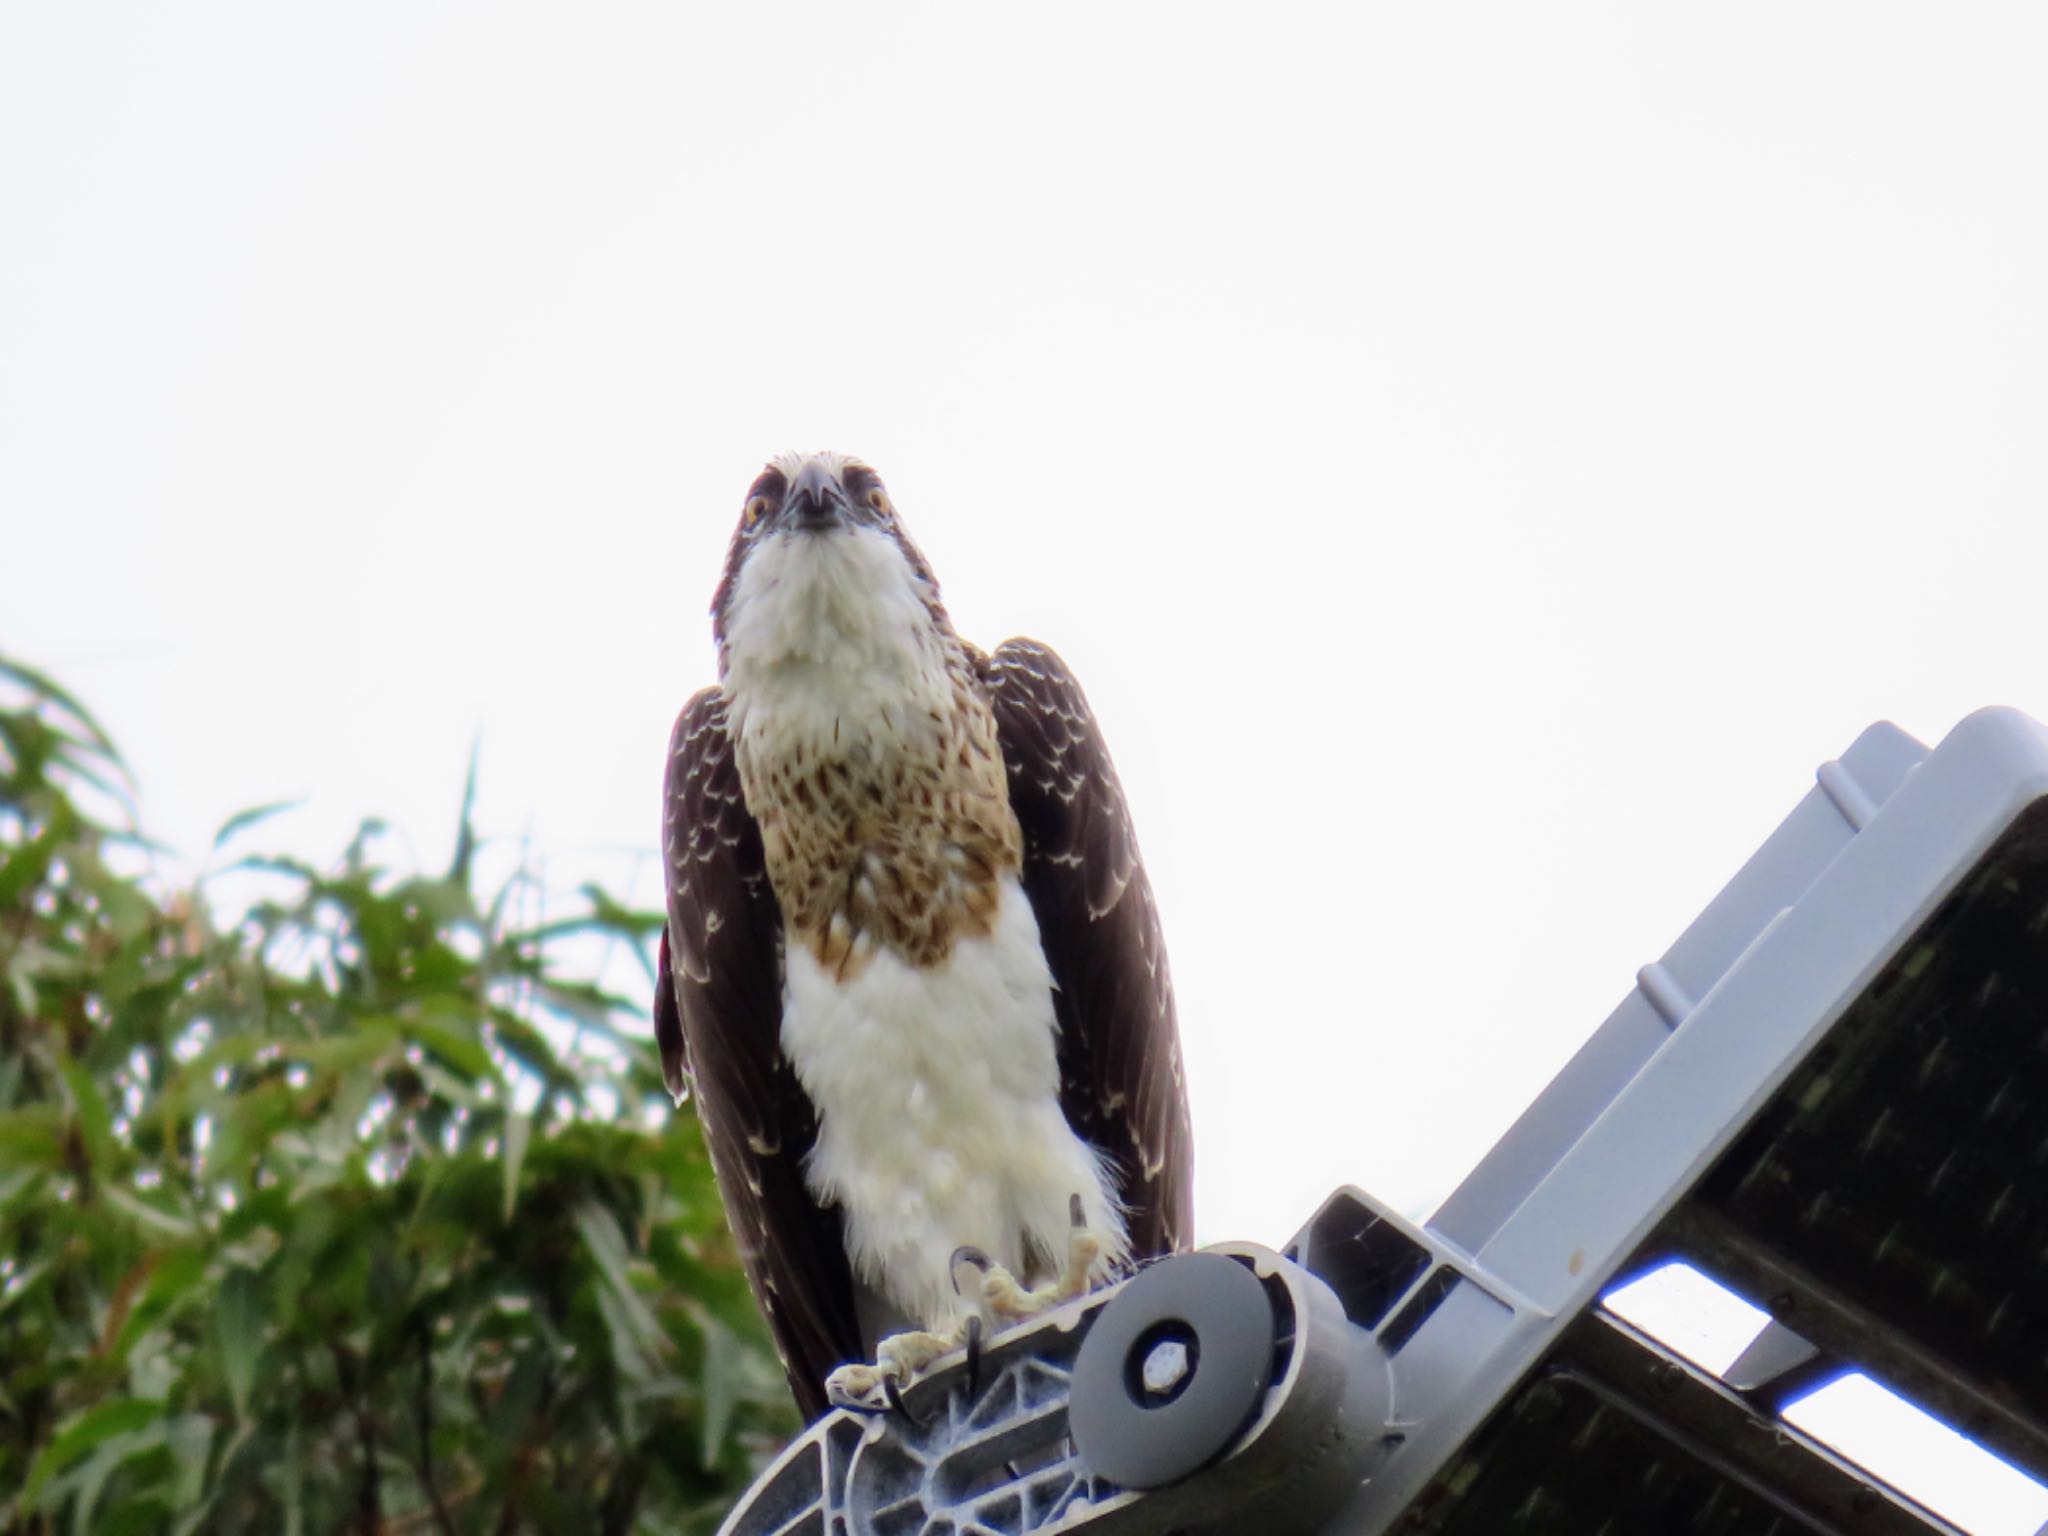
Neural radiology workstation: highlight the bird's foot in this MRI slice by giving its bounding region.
[824,1322,965,1417]
[953,1194,1110,1324]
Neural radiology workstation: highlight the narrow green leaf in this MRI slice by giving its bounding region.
[171,1494,221,1536]
[294,1022,399,1074]
[100,1187,198,1241]
[575,1203,666,1372]
[0,653,124,763]
[405,1012,493,1080]
[281,1420,302,1536]
[0,1105,67,1170]
[501,1112,531,1225]
[55,1055,116,1174]
[216,1266,263,1420]
[67,1463,106,1536]
[394,874,477,928]
[698,1312,738,1468]
[486,1348,549,1449]
[111,1251,209,1359]
[63,1432,180,1536]
[487,1008,571,1085]
[448,734,480,884]
[209,800,304,853]
[0,797,73,908]
[164,1414,214,1510]
[342,817,388,873]
[207,1081,295,1180]
[594,1285,658,1386]
[3,948,36,1032]
[411,1058,483,1109]
[23,1397,163,1504]
[214,852,322,882]
[0,1257,53,1317]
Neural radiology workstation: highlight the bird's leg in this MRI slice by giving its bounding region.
[824,1321,967,1415]
[828,1207,1116,1413]
[824,1241,1029,1412]
[1056,1191,1106,1297]
[954,1195,1109,1323]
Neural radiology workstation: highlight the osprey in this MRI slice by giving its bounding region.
[654,452,1192,1418]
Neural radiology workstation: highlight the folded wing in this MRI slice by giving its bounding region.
[657,688,861,1421]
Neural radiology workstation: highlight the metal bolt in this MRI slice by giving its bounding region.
[1141,1338,1191,1397]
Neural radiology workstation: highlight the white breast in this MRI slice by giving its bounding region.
[780,876,1130,1329]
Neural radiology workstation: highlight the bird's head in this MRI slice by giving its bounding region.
[711,451,951,677]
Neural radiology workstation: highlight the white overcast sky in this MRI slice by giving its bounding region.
[6,4,2047,1265]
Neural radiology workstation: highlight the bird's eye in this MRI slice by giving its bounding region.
[865,489,890,514]
[741,496,772,530]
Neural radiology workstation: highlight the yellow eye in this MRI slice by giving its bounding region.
[866,488,890,514]
[742,495,771,530]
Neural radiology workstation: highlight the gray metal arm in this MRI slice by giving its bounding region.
[719,708,2048,1536]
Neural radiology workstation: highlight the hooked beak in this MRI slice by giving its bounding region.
[787,460,849,531]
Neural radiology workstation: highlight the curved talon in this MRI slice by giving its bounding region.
[950,1245,992,1290]
[964,1314,984,1399]
[884,1377,927,1430]
[1068,1192,1085,1228]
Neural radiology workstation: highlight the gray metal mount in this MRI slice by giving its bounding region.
[719,707,2048,1536]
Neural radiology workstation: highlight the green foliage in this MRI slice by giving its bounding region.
[0,658,795,1535]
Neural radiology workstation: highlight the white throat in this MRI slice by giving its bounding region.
[721,527,955,749]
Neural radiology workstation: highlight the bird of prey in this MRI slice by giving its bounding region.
[654,451,1192,1419]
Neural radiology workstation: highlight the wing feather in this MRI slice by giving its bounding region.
[981,640,1194,1257]
[658,687,861,1420]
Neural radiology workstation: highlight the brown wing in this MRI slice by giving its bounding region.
[981,639,1194,1258]
[657,687,861,1421]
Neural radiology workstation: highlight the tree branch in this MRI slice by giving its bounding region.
[491,1365,557,1536]
[331,1342,381,1536]
[413,1320,458,1536]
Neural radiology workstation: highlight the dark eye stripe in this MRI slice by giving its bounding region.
[746,466,788,505]
[841,463,879,500]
